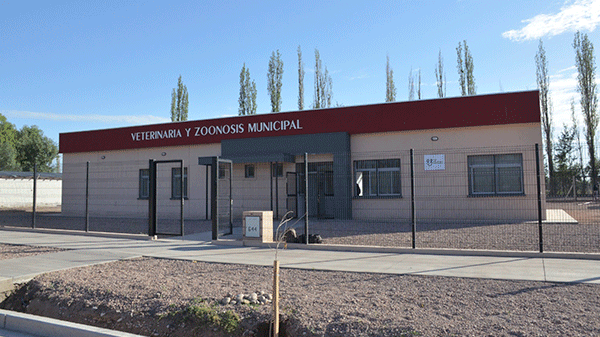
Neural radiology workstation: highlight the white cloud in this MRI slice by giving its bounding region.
[2,110,170,125]
[549,68,579,128]
[548,66,600,134]
[502,0,600,41]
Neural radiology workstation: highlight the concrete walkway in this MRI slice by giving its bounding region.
[1,226,600,336]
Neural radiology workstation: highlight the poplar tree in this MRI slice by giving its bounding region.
[457,40,476,96]
[170,75,189,122]
[435,49,446,98]
[572,98,585,183]
[313,49,333,109]
[408,67,415,101]
[385,54,396,102]
[417,69,421,100]
[536,39,555,195]
[573,31,598,188]
[267,50,284,113]
[298,46,305,110]
[239,64,257,115]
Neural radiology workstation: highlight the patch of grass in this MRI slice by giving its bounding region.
[184,301,240,333]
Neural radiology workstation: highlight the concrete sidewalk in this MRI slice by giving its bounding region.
[1,226,600,336]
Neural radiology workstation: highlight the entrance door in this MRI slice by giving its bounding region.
[300,162,334,219]
[286,172,297,218]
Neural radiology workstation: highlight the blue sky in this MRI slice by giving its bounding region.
[1,0,599,145]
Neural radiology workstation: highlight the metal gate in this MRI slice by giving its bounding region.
[148,159,184,236]
[216,159,233,236]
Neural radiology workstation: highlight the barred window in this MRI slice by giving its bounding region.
[272,163,283,177]
[355,159,401,197]
[245,164,255,178]
[468,154,523,196]
[171,167,188,199]
[139,169,149,199]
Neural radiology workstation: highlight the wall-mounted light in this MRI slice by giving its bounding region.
[161,152,167,156]
[100,155,106,160]
[431,136,439,141]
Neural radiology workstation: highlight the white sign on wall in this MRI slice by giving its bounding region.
[245,216,260,237]
[424,154,445,171]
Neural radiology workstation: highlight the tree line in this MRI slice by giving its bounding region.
[237,46,333,115]
[0,114,59,173]
[166,33,598,198]
[539,31,598,197]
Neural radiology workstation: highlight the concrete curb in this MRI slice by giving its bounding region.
[0,309,144,337]
[213,239,600,261]
[0,226,153,241]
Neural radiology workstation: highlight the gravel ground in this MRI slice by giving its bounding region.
[3,201,600,253]
[2,254,600,337]
[0,243,66,260]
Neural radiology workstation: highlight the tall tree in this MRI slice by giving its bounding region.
[573,31,598,188]
[15,125,58,172]
[408,67,415,101]
[0,114,20,171]
[435,49,446,98]
[408,68,421,100]
[385,54,396,102]
[239,63,257,115]
[170,75,189,122]
[267,50,284,112]
[572,98,585,182]
[313,49,333,109]
[298,46,305,110]
[457,40,476,96]
[554,121,578,196]
[536,39,555,195]
[417,69,421,100]
[0,142,19,171]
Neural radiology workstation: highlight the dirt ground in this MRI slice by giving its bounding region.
[1,243,600,337]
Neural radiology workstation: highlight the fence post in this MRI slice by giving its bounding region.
[305,153,309,245]
[211,156,219,241]
[85,161,90,232]
[270,162,273,213]
[228,161,233,235]
[206,166,209,220]
[148,159,156,237]
[535,143,543,253]
[410,149,416,249]
[32,163,37,229]
[275,161,279,220]
[180,160,185,236]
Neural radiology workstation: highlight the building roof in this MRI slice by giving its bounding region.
[60,90,541,154]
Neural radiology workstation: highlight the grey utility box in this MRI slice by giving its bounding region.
[243,211,273,243]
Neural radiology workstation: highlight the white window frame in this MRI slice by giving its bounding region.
[355,159,401,198]
[468,154,524,196]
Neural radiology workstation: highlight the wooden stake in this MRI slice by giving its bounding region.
[273,259,280,337]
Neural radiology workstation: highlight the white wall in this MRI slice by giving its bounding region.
[0,178,62,209]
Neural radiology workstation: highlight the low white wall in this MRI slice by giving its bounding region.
[0,178,62,209]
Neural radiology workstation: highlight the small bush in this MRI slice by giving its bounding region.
[186,302,240,333]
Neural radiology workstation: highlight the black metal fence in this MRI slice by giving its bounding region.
[0,160,212,236]
[2,145,600,254]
